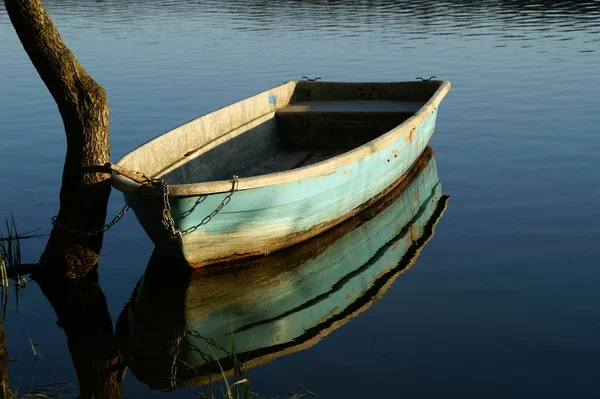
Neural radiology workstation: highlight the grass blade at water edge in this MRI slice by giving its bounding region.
[208,346,233,399]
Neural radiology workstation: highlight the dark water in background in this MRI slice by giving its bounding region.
[1,0,600,397]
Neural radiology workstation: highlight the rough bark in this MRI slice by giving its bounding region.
[36,267,126,398]
[4,0,111,278]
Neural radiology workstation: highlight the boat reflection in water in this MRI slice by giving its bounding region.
[116,147,449,390]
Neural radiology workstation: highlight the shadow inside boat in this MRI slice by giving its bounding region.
[115,146,449,391]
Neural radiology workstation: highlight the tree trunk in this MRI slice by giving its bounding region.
[4,0,111,278]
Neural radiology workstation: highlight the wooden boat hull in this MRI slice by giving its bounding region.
[113,81,451,266]
[116,149,449,389]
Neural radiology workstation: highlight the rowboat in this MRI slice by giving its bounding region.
[112,80,451,266]
[116,148,449,389]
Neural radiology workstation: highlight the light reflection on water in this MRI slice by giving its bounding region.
[1,0,600,397]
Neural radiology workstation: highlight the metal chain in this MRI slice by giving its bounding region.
[51,163,146,236]
[153,178,182,238]
[185,329,246,374]
[168,333,183,391]
[162,328,246,391]
[159,175,239,238]
[51,204,130,236]
[111,165,238,238]
[52,164,238,237]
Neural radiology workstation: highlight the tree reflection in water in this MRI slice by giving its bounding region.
[34,267,126,399]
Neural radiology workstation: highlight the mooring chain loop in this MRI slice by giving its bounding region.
[51,204,130,236]
[154,178,182,239]
[51,163,145,236]
[52,164,238,237]
[175,175,239,237]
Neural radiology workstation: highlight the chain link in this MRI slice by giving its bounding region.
[168,333,183,391]
[51,204,130,236]
[185,329,246,374]
[163,327,246,391]
[153,178,182,238]
[52,164,239,238]
[176,175,239,237]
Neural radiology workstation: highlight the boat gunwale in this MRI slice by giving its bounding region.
[112,80,451,196]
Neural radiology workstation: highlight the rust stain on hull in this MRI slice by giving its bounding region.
[316,170,337,178]
[317,306,340,324]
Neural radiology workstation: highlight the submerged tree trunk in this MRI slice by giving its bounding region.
[4,0,111,278]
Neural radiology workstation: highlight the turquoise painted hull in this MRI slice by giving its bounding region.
[117,150,449,389]
[125,108,439,265]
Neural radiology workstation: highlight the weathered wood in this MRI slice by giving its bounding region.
[112,80,451,266]
[289,80,444,102]
[276,109,414,149]
[113,81,450,196]
[278,100,423,113]
[107,163,151,185]
[4,0,111,277]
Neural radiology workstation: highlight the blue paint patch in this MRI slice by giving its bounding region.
[269,95,277,105]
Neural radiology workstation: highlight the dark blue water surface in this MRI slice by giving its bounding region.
[1,1,600,397]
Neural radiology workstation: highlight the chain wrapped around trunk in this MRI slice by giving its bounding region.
[52,164,239,237]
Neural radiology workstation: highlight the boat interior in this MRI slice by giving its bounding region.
[146,81,444,185]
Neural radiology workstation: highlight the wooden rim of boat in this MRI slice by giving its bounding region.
[112,80,451,196]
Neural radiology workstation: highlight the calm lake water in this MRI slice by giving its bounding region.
[1,0,600,397]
